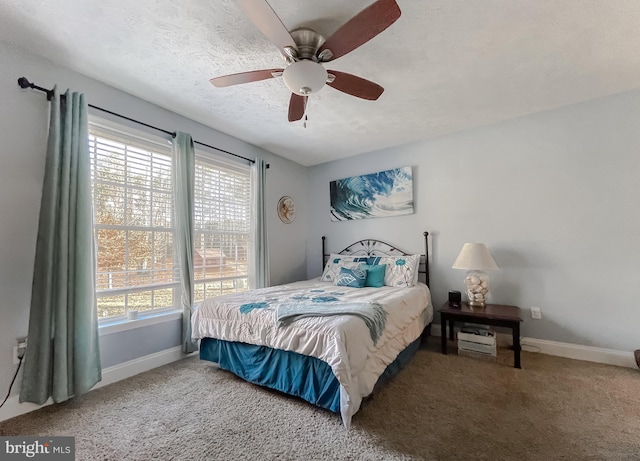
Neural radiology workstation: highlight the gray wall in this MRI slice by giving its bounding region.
[0,42,309,396]
[307,90,640,353]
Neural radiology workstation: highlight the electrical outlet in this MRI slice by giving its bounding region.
[13,337,27,364]
[531,306,542,320]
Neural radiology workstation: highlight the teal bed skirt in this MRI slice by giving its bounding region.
[199,324,429,414]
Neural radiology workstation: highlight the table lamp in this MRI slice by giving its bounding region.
[452,243,499,306]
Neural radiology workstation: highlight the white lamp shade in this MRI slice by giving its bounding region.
[452,243,499,271]
[282,60,327,96]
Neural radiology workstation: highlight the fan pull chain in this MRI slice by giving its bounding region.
[304,114,308,128]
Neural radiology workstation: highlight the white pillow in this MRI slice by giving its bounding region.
[321,253,369,282]
[367,254,420,287]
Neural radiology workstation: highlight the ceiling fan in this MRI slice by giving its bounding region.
[210,0,401,122]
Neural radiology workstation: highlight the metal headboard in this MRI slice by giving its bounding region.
[322,231,430,287]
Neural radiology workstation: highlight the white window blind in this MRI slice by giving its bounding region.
[89,122,179,320]
[193,154,251,303]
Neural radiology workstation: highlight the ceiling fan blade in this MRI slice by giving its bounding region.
[210,69,284,88]
[317,0,401,62]
[326,71,384,100]
[236,0,298,53]
[288,93,308,122]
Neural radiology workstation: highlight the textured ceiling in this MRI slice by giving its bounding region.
[2,0,640,166]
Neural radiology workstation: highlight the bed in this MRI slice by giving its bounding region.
[191,232,432,428]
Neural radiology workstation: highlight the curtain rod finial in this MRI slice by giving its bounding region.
[17,77,32,89]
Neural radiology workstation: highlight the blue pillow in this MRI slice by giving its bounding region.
[363,264,386,287]
[336,266,367,288]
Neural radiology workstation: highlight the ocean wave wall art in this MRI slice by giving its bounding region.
[329,166,414,221]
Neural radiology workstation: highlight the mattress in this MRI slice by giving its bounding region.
[191,278,433,427]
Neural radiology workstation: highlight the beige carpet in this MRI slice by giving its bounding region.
[1,342,639,461]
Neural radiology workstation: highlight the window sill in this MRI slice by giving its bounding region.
[99,310,182,336]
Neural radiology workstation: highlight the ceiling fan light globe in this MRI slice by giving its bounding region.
[282,60,327,96]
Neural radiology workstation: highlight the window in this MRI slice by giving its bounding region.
[89,119,253,322]
[89,122,178,320]
[193,155,251,303]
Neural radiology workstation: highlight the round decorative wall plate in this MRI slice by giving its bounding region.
[277,196,295,223]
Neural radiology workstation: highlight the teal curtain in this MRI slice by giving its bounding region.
[173,132,198,353]
[20,88,101,405]
[250,158,269,289]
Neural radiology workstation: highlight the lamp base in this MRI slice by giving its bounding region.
[468,300,486,307]
[464,270,490,306]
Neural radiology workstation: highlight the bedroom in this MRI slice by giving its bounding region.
[1,0,639,459]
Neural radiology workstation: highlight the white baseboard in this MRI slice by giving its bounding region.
[520,337,637,369]
[0,346,197,423]
[96,346,197,389]
[430,324,638,369]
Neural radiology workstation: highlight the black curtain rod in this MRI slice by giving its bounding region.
[17,77,267,167]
